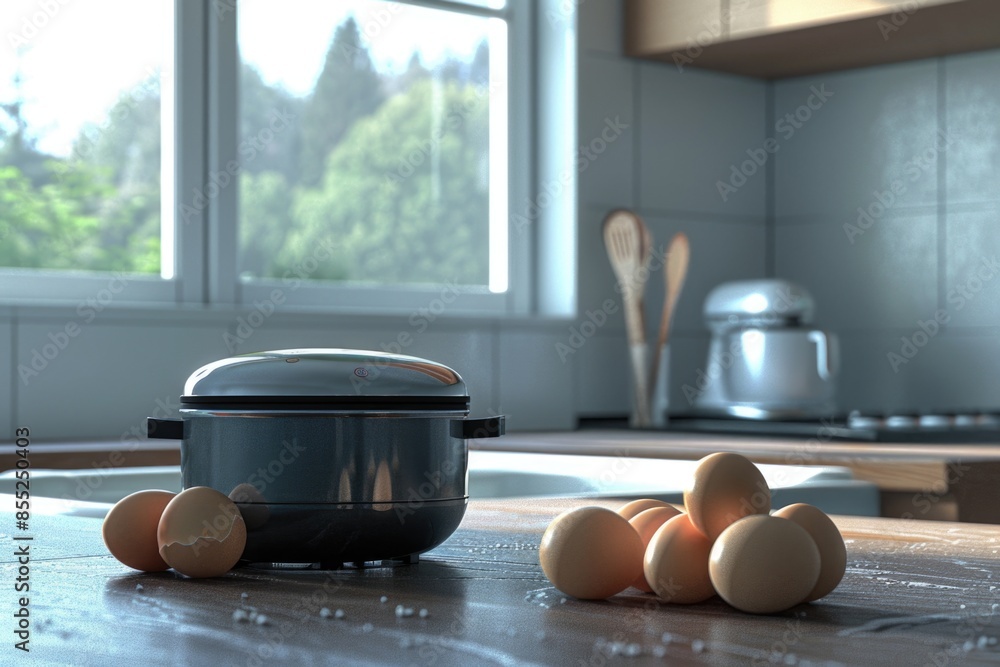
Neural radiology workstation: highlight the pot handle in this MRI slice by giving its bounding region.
[451,415,505,439]
[147,417,184,440]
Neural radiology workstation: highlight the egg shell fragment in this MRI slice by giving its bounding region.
[685,452,771,541]
[709,514,820,614]
[643,513,715,604]
[628,506,683,592]
[102,490,176,572]
[157,486,247,578]
[773,503,847,601]
[617,498,671,520]
[540,506,644,600]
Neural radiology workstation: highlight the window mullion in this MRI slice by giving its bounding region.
[207,0,240,305]
[174,0,209,304]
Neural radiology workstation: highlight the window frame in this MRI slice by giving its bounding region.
[0,0,187,305]
[0,0,534,316]
[214,0,532,314]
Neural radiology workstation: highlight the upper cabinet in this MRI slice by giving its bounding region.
[625,0,1000,78]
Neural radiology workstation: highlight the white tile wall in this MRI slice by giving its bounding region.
[945,50,1000,206]
[17,321,225,442]
[498,330,575,430]
[774,59,939,221]
[573,331,630,416]
[772,49,1000,413]
[577,0,624,55]
[638,63,767,218]
[578,53,636,208]
[0,319,11,438]
[836,330,1000,414]
[775,214,939,330]
[944,205,1000,327]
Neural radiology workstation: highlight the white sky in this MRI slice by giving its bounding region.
[0,0,493,155]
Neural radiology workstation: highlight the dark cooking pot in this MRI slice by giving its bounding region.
[147,348,504,566]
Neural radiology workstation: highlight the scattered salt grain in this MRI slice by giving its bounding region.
[241,592,249,600]
[380,596,388,603]
[419,609,429,618]
[395,605,415,618]
[255,614,270,626]
[362,623,374,633]
[623,643,641,657]
[335,609,346,620]
[135,584,143,591]
[691,639,705,653]
[319,608,333,619]
[232,609,249,623]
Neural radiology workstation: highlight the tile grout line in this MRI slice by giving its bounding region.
[937,57,947,314]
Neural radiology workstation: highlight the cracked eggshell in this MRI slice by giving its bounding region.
[773,503,846,601]
[684,452,771,541]
[103,489,176,572]
[643,513,715,604]
[628,506,683,592]
[540,506,644,600]
[157,486,247,578]
[709,514,820,614]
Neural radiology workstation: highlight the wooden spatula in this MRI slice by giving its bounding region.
[649,232,690,407]
[603,209,652,427]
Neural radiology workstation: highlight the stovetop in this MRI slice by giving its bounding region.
[580,413,1000,443]
[666,412,1000,443]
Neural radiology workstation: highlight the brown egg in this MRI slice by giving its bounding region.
[102,490,175,572]
[684,452,771,541]
[540,506,644,600]
[643,513,716,604]
[709,515,820,614]
[617,498,671,520]
[773,503,846,601]
[157,486,247,578]
[628,506,683,592]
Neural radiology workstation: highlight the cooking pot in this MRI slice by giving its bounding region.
[147,348,505,567]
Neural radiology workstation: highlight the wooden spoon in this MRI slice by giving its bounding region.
[649,232,690,406]
[602,209,652,427]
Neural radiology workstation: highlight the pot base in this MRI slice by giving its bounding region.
[234,497,468,564]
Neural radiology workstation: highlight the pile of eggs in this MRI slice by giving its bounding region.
[539,452,847,614]
[102,487,247,578]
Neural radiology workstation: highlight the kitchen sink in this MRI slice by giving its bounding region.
[0,450,878,518]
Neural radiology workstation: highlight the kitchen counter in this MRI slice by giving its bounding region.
[8,429,1000,524]
[478,430,1000,524]
[4,496,1000,666]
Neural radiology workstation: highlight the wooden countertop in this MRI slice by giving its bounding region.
[6,496,1000,665]
[479,431,1000,524]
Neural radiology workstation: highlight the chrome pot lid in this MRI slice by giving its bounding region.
[180,348,468,411]
[703,279,814,329]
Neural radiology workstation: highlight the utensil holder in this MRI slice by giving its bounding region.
[651,344,670,428]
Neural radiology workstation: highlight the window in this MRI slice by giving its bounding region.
[0,0,528,312]
[0,0,175,301]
